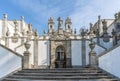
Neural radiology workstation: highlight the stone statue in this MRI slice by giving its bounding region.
[57,17,63,29]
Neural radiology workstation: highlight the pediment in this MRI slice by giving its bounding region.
[50,30,70,40]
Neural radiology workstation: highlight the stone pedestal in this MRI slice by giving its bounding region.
[5,37,9,47]
[22,51,30,69]
[89,51,97,67]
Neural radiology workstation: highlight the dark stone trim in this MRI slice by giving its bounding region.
[81,38,86,66]
[97,43,120,58]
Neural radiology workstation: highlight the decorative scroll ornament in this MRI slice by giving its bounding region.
[12,21,19,43]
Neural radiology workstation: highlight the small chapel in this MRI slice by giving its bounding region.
[0,12,120,81]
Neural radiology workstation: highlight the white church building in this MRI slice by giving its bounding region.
[0,12,120,81]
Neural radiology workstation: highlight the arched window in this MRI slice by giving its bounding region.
[50,25,52,29]
[55,46,65,61]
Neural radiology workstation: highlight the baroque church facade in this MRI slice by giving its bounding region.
[0,12,120,80]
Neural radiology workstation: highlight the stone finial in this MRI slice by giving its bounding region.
[58,17,63,29]
[21,16,24,21]
[98,15,101,20]
[89,23,93,34]
[3,13,8,19]
[24,40,31,52]
[43,30,47,39]
[81,29,85,37]
[102,20,107,33]
[44,30,46,34]
[65,17,72,24]
[28,23,32,31]
[48,17,54,34]
[115,12,119,19]
[34,29,39,37]
[48,17,54,25]
[114,12,120,20]
[89,39,95,52]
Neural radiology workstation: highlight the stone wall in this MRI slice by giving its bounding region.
[99,44,120,78]
[0,44,22,78]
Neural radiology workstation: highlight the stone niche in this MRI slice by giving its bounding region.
[50,40,71,68]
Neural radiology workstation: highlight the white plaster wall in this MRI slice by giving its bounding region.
[71,41,82,66]
[99,45,120,78]
[9,38,21,51]
[86,41,105,65]
[7,21,14,37]
[0,20,2,38]
[29,41,34,65]
[38,41,49,66]
[0,46,22,78]
[16,41,34,65]
[99,38,113,49]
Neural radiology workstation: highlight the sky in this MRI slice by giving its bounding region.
[0,0,120,35]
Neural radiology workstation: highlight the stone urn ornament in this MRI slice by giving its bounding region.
[89,38,95,52]
[24,41,31,52]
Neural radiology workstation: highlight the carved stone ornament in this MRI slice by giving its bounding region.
[12,33,19,43]
[50,30,70,40]
[89,39,95,52]
[24,41,31,52]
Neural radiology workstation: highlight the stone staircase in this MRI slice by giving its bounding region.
[2,67,120,81]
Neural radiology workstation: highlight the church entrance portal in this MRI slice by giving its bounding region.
[55,46,66,68]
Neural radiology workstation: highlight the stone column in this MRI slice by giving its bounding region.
[34,38,38,68]
[2,14,8,38]
[81,29,86,67]
[21,16,24,32]
[5,28,10,47]
[89,39,97,67]
[33,30,39,68]
[81,38,86,66]
[66,40,71,68]
[22,41,31,69]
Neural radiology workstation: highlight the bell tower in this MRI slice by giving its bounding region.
[48,17,54,34]
[65,17,72,33]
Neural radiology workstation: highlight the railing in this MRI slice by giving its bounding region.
[98,43,120,78]
[0,44,22,78]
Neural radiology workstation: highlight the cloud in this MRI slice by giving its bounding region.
[11,0,120,34]
[70,0,120,33]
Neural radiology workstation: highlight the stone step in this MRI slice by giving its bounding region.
[7,75,114,79]
[2,67,119,81]
[23,68,99,71]
[20,69,102,73]
[3,78,119,81]
[14,72,108,76]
